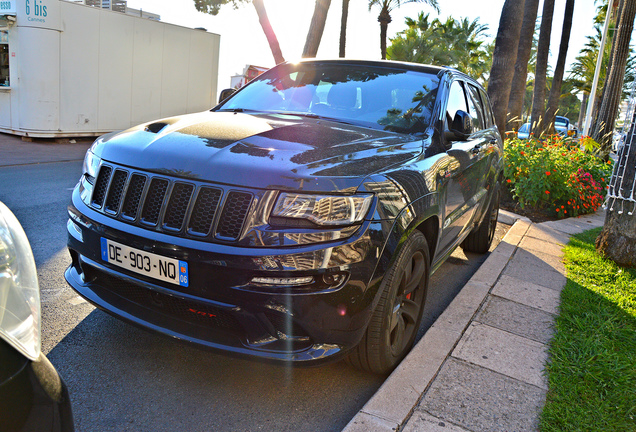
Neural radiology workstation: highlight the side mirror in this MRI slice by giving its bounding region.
[218,88,237,104]
[445,110,473,142]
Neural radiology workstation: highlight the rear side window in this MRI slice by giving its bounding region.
[479,89,495,127]
[465,84,485,131]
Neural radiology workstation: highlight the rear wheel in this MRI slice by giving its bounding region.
[347,231,430,374]
[462,185,500,254]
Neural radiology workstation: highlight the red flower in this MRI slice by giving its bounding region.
[507,179,512,183]
[545,171,551,176]
[545,190,550,194]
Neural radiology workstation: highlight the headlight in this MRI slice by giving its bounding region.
[0,202,41,361]
[271,193,373,226]
[82,150,101,183]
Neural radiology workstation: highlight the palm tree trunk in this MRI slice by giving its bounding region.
[544,0,575,135]
[596,109,636,267]
[592,0,636,155]
[507,0,540,132]
[594,0,623,132]
[378,7,392,60]
[253,0,285,64]
[339,0,350,58]
[530,0,555,135]
[302,0,332,58]
[487,0,527,138]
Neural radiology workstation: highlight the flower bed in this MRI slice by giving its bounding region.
[503,135,613,219]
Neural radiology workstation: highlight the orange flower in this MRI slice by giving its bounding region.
[556,208,560,212]
[507,179,512,183]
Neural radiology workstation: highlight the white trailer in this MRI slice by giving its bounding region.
[0,0,220,137]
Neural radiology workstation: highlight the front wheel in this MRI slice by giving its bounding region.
[462,185,500,254]
[346,231,430,374]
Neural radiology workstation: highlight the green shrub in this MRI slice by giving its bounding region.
[504,135,613,218]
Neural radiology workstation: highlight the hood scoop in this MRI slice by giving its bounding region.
[145,122,170,134]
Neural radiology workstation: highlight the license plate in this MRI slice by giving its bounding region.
[100,238,188,287]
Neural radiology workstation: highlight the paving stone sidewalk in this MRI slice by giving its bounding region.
[344,209,606,432]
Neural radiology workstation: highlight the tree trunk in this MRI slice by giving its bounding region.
[487,0,527,138]
[507,0,540,132]
[544,0,575,135]
[596,111,636,268]
[593,0,623,134]
[592,0,635,155]
[339,0,350,58]
[253,0,285,64]
[530,0,555,135]
[303,0,332,58]
[378,7,392,60]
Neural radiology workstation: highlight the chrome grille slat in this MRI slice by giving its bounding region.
[88,164,253,243]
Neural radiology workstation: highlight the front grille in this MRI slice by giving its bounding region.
[89,164,253,242]
[217,192,253,239]
[90,269,242,332]
[92,165,112,208]
[104,170,128,213]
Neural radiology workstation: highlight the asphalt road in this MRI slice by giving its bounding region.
[0,157,507,432]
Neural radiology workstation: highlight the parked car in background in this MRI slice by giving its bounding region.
[555,115,577,137]
[518,122,531,139]
[65,59,503,374]
[0,202,74,432]
[517,116,576,139]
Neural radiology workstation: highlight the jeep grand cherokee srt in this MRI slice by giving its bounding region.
[65,60,502,374]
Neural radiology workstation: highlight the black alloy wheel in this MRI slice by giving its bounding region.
[347,231,430,374]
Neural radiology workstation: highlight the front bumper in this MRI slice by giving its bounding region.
[65,189,388,365]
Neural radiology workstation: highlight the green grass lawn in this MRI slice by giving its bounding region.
[541,228,636,431]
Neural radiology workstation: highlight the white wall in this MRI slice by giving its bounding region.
[5,0,220,137]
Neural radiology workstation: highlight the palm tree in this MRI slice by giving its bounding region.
[487,0,527,138]
[387,13,490,85]
[595,0,636,268]
[592,0,635,152]
[194,0,285,64]
[339,0,351,57]
[529,0,556,135]
[543,0,575,136]
[507,0,540,132]
[303,0,333,58]
[368,0,439,60]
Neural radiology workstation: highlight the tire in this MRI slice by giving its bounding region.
[346,231,430,374]
[462,185,500,254]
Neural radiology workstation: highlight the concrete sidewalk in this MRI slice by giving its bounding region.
[344,209,606,432]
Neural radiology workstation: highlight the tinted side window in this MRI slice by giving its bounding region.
[465,84,485,131]
[446,80,468,127]
[479,89,495,127]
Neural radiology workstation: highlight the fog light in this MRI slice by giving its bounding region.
[251,276,314,286]
[323,274,346,286]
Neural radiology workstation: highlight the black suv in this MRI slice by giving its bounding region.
[65,60,502,374]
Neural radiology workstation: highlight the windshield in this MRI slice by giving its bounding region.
[217,63,440,134]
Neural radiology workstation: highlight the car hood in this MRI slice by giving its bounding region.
[92,111,424,192]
